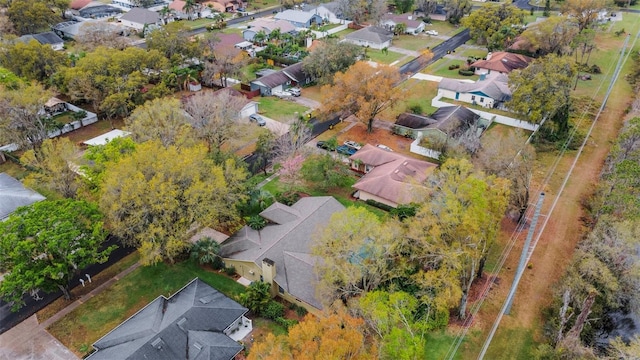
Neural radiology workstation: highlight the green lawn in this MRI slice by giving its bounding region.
[392,34,439,51]
[51,111,75,126]
[48,260,247,357]
[424,58,480,81]
[425,20,463,36]
[257,96,309,121]
[0,160,28,180]
[184,18,215,29]
[382,79,440,119]
[333,28,357,39]
[366,49,405,64]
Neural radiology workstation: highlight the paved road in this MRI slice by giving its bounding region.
[399,29,471,75]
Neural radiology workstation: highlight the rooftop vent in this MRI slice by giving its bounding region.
[199,295,214,304]
[151,338,164,350]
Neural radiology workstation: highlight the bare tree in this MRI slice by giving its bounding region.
[202,45,247,88]
[183,90,246,152]
[75,22,129,51]
[272,116,313,161]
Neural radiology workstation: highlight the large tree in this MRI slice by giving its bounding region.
[461,3,526,47]
[520,16,579,56]
[6,0,68,35]
[401,158,510,319]
[302,40,363,85]
[563,0,609,32]
[313,207,396,305]
[0,199,113,309]
[21,138,80,198]
[321,62,401,133]
[124,97,193,147]
[57,46,168,116]
[0,40,67,83]
[201,38,247,88]
[443,0,472,24]
[99,141,247,265]
[74,22,130,51]
[508,54,576,124]
[248,309,378,359]
[183,90,246,152]
[146,22,202,66]
[81,136,137,191]
[0,82,54,156]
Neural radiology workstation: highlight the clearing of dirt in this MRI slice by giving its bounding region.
[336,121,416,157]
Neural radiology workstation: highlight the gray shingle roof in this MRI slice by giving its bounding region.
[120,8,160,25]
[250,62,308,89]
[220,197,346,309]
[0,173,46,220]
[438,75,512,101]
[395,113,437,129]
[32,32,64,45]
[274,9,318,24]
[87,279,247,360]
[344,26,393,45]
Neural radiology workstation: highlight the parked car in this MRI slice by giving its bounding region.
[337,145,357,155]
[272,90,292,99]
[288,87,301,97]
[316,141,334,151]
[376,144,393,152]
[425,30,439,36]
[344,140,361,150]
[249,114,266,126]
[237,7,246,12]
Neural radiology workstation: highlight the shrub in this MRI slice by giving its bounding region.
[458,69,475,76]
[247,215,267,230]
[448,64,460,70]
[409,104,423,114]
[294,304,308,317]
[590,64,601,74]
[365,199,393,212]
[224,266,236,276]
[263,301,285,320]
[238,281,271,314]
[276,191,300,206]
[390,204,417,220]
[72,110,88,121]
[275,317,298,329]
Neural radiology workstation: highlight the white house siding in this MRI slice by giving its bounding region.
[120,20,144,30]
[344,38,391,50]
[356,191,399,208]
[437,89,495,108]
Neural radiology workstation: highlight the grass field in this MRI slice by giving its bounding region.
[425,58,481,80]
[184,18,215,29]
[366,49,405,64]
[256,96,310,120]
[48,260,247,357]
[333,28,357,39]
[393,34,439,51]
[381,79,439,119]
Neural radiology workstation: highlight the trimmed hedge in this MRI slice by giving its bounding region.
[365,199,393,212]
[458,69,475,76]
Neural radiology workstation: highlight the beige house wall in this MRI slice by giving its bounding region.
[356,190,399,208]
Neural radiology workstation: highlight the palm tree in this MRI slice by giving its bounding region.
[159,6,174,25]
[253,30,267,46]
[183,0,198,20]
[269,28,282,45]
[190,237,224,269]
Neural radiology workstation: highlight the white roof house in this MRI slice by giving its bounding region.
[82,129,131,146]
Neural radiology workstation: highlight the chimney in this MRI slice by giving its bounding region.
[408,15,412,20]
[261,258,277,297]
[486,52,493,60]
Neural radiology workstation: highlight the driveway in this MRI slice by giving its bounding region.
[0,315,79,360]
[260,115,290,136]
[291,96,321,109]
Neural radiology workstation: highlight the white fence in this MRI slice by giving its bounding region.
[431,95,539,131]
[0,102,98,152]
[410,136,442,159]
[311,22,350,39]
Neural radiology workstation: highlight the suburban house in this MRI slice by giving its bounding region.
[220,197,346,314]
[306,1,343,23]
[87,278,251,360]
[119,8,161,30]
[111,0,165,8]
[471,51,533,75]
[0,173,46,221]
[437,74,511,108]
[242,19,296,41]
[274,9,323,28]
[18,32,65,51]
[249,62,312,96]
[169,0,212,19]
[343,26,393,50]
[381,13,425,34]
[69,0,92,10]
[394,106,486,140]
[349,145,437,208]
[204,0,244,13]
[212,87,259,118]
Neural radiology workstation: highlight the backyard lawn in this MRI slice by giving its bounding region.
[424,58,480,80]
[393,34,440,51]
[381,79,439,119]
[257,96,309,121]
[47,260,247,357]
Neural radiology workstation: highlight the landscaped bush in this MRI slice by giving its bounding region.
[224,266,236,276]
[275,316,298,329]
[448,64,460,70]
[390,204,417,220]
[365,199,394,212]
[458,69,475,76]
[290,304,308,317]
[409,104,423,114]
[256,52,299,66]
[72,110,87,121]
[276,191,300,206]
[263,300,285,320]
[247,215,267,230]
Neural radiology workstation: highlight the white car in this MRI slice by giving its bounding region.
[272,90,292,99]
[425,30,439,36]
[344,140,361,150]
[376,144,393,152]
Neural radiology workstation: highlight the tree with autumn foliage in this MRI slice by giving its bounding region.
[248,307,378,360]
[321,62,402,133]
[99,141,248,265]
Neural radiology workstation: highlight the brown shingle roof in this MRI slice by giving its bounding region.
[471,52,533,73]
